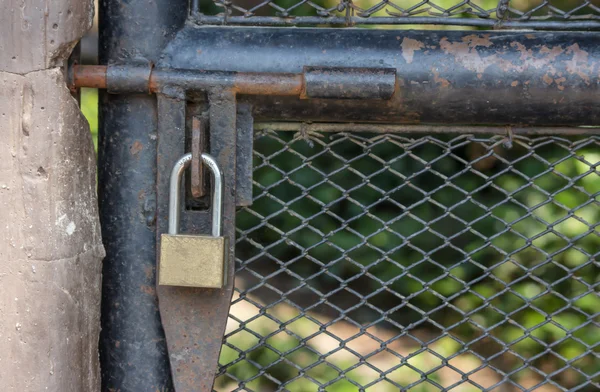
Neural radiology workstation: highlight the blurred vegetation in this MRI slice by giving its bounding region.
[81,88,98,150]
[220,131,599,391]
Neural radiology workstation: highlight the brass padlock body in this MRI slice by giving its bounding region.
[159,152,227,288]
[159,234,228,288]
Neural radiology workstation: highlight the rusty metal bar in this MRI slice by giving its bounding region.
[107,63,152,94]
[149,68,304,96]
[71,65,398,99]
[72,64,107,89]
[190,116,207,199]
[192,13,600,30]
[72,65,305,95]
[160,27,600,126]
[254,122,600,135]
[302,66,396,100]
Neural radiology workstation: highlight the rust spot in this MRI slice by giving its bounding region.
[525,34,536,39]
[401,38,425,64]
[402,111,421,123]
[511,81,519,87]
[72,65,107,89]
[196,49,202,54]
[565,44,591,85]
[130,140,143,157]
[144,265,154,279]
[440,37,566,76]
[543,74,553,85]
[439,37,497,74]
[115,341,121,348]
[432,70,450,88]
[462,34,493,48]
[511,42,563,75]
[141,285,156,295]
[555,77,566,91]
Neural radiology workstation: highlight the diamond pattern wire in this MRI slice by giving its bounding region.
[194,0,600,28]
[215,131,600,392]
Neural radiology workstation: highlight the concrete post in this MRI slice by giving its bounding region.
[0,0,103,391]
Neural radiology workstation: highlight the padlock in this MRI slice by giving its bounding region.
[159,152,228,288]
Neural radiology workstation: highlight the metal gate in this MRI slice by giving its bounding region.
[82,0,600,390]
[224,131,600,392]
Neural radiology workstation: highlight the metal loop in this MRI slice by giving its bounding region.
[168,153,223,237]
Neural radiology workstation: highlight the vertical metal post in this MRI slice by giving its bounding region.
[97,0,187,389]
[154,89,239,391]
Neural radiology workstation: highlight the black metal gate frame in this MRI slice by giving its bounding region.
[91,1,600,390]
[190,0,600,30]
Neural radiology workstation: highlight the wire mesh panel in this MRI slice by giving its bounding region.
[216,130,599,392]
[194,0,600,29]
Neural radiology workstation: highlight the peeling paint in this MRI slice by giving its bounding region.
[401,38,424,64]
[130,140,143,157]
[462,34,493,48]
[565,44,592,85]
[439,37,568,77]
[432,70,450,88]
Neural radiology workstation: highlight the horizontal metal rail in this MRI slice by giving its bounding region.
[75,28,600,127]
[71,65,302,95]
[254,122,600,135]
[71,64,396,100]
[193,14,600,30]
[157,27,600,126]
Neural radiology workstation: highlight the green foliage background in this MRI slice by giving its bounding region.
[221,131,599,391]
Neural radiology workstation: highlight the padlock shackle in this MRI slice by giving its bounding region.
[168,153,223,237]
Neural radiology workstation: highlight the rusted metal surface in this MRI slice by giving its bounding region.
[73,65,304,96]
[156,92,238,392]
[161,27,600,126]
[72,65,400,100]
[254,122,600,135]
[106,63,152,94]
[72,64,107,89]
[302,66,396,99]
[150,69,303,96]
[190,116,207,199]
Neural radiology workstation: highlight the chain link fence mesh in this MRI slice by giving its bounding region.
[215,130,600,392]
[194,0,600,28]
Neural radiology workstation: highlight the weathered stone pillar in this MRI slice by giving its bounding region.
[0,1,103,391]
